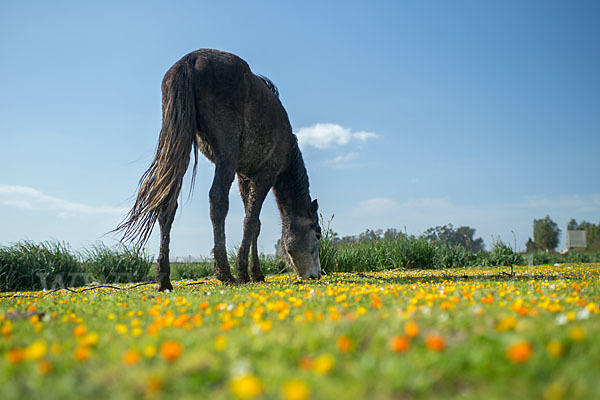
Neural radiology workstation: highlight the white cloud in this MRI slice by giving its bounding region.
[326,152,359,168]
[0,185,128,217]
[524,194,600,213]
[296,123,378,149]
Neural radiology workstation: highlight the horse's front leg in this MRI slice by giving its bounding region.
[209,162,237,284]
[237,175,271,283]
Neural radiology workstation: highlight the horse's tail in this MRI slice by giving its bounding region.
[115,60,198,246]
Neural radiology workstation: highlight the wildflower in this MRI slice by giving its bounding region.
[7,348,24,364]
[24,340,47,361]
[144,344,157,358]
[313,354,335,375]
[73,324,87,337]
[298,356,313,370]
[214,335,227,351]
[546,340,563,357]
[336,335,353,353]
[425,334,446,352]
[123,349,142,365]
[389,335,410,353]
[38,359,53,374]
[230,373,263,399]
[80,332,99,347]
[160,340,183,363]
[74,346,91,362]
[404,321,419,338]
[282,379,310,400]
[506,341,533,364]
[146,376,164,394]
[115,323,128,335]
[568,326,586,341]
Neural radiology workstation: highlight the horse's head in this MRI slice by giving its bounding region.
[281,199,321,280]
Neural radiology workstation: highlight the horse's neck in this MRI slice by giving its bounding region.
[273,144,310,228]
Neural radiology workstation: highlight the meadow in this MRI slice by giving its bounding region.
[1,264,599,399]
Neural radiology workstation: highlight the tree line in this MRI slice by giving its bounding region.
[302,216,599,255]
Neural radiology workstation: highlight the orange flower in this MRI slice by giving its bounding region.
[425,334,446,352]
[298,356,313,370]
[7,348,24,364]
[38,360,53,374]
[123,349,142,365]
[160,340,183,363]
[389,335,410,353]
[73,324,87,337]
[506,341,533,364]
[336,335,353,353]
[74,346,91,362]
[404,321,419,338]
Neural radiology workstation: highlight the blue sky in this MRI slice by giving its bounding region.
[1,1,598,258]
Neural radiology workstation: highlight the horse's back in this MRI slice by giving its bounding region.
[164,49,292,176]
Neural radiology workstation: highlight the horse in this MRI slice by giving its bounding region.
[116,49,321,291]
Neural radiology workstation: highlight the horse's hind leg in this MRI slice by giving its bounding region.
[210,162,237,283]
[157,199,178,292]
[237,174,272,283]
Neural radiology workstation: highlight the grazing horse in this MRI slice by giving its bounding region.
[116,49,321,291]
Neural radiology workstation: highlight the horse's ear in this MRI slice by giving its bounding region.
[310,199,319,214]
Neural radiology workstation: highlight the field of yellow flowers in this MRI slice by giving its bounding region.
[1,264,599,399]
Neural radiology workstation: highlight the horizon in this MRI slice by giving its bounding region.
[1,1,599,259]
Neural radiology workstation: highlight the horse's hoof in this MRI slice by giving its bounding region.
[157,281,173,292]
[216,274,237,285]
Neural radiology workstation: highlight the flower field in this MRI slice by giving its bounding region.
[1,264,599,399]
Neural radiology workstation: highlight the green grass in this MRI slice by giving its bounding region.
[1,264,599,399]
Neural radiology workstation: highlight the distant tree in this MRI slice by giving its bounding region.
[567,218,578,231]
[533,215,561,252]
[422,224,484,252]
[525,237,537,252]
[383,228,402,240]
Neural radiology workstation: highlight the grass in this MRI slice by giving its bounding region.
[1,264,599,399]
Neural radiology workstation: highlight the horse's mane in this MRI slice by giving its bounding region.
[286,135,310,204]
[258,74,279,98]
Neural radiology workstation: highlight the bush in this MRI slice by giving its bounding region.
[319,215,338,274]
[0,241,85,291]
[489,241,521,267]
[82,243,152,283]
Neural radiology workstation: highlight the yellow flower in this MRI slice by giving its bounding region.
[144,344,157,358]
[24,340,47,361]
[568,326,586,341]
[230,374,263,399]
[546,340,563,357]
[80,332,99,347]
[214,335,227,351]
[115,324,128,335]
[313,353,335,375]
[282,379,310,400]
